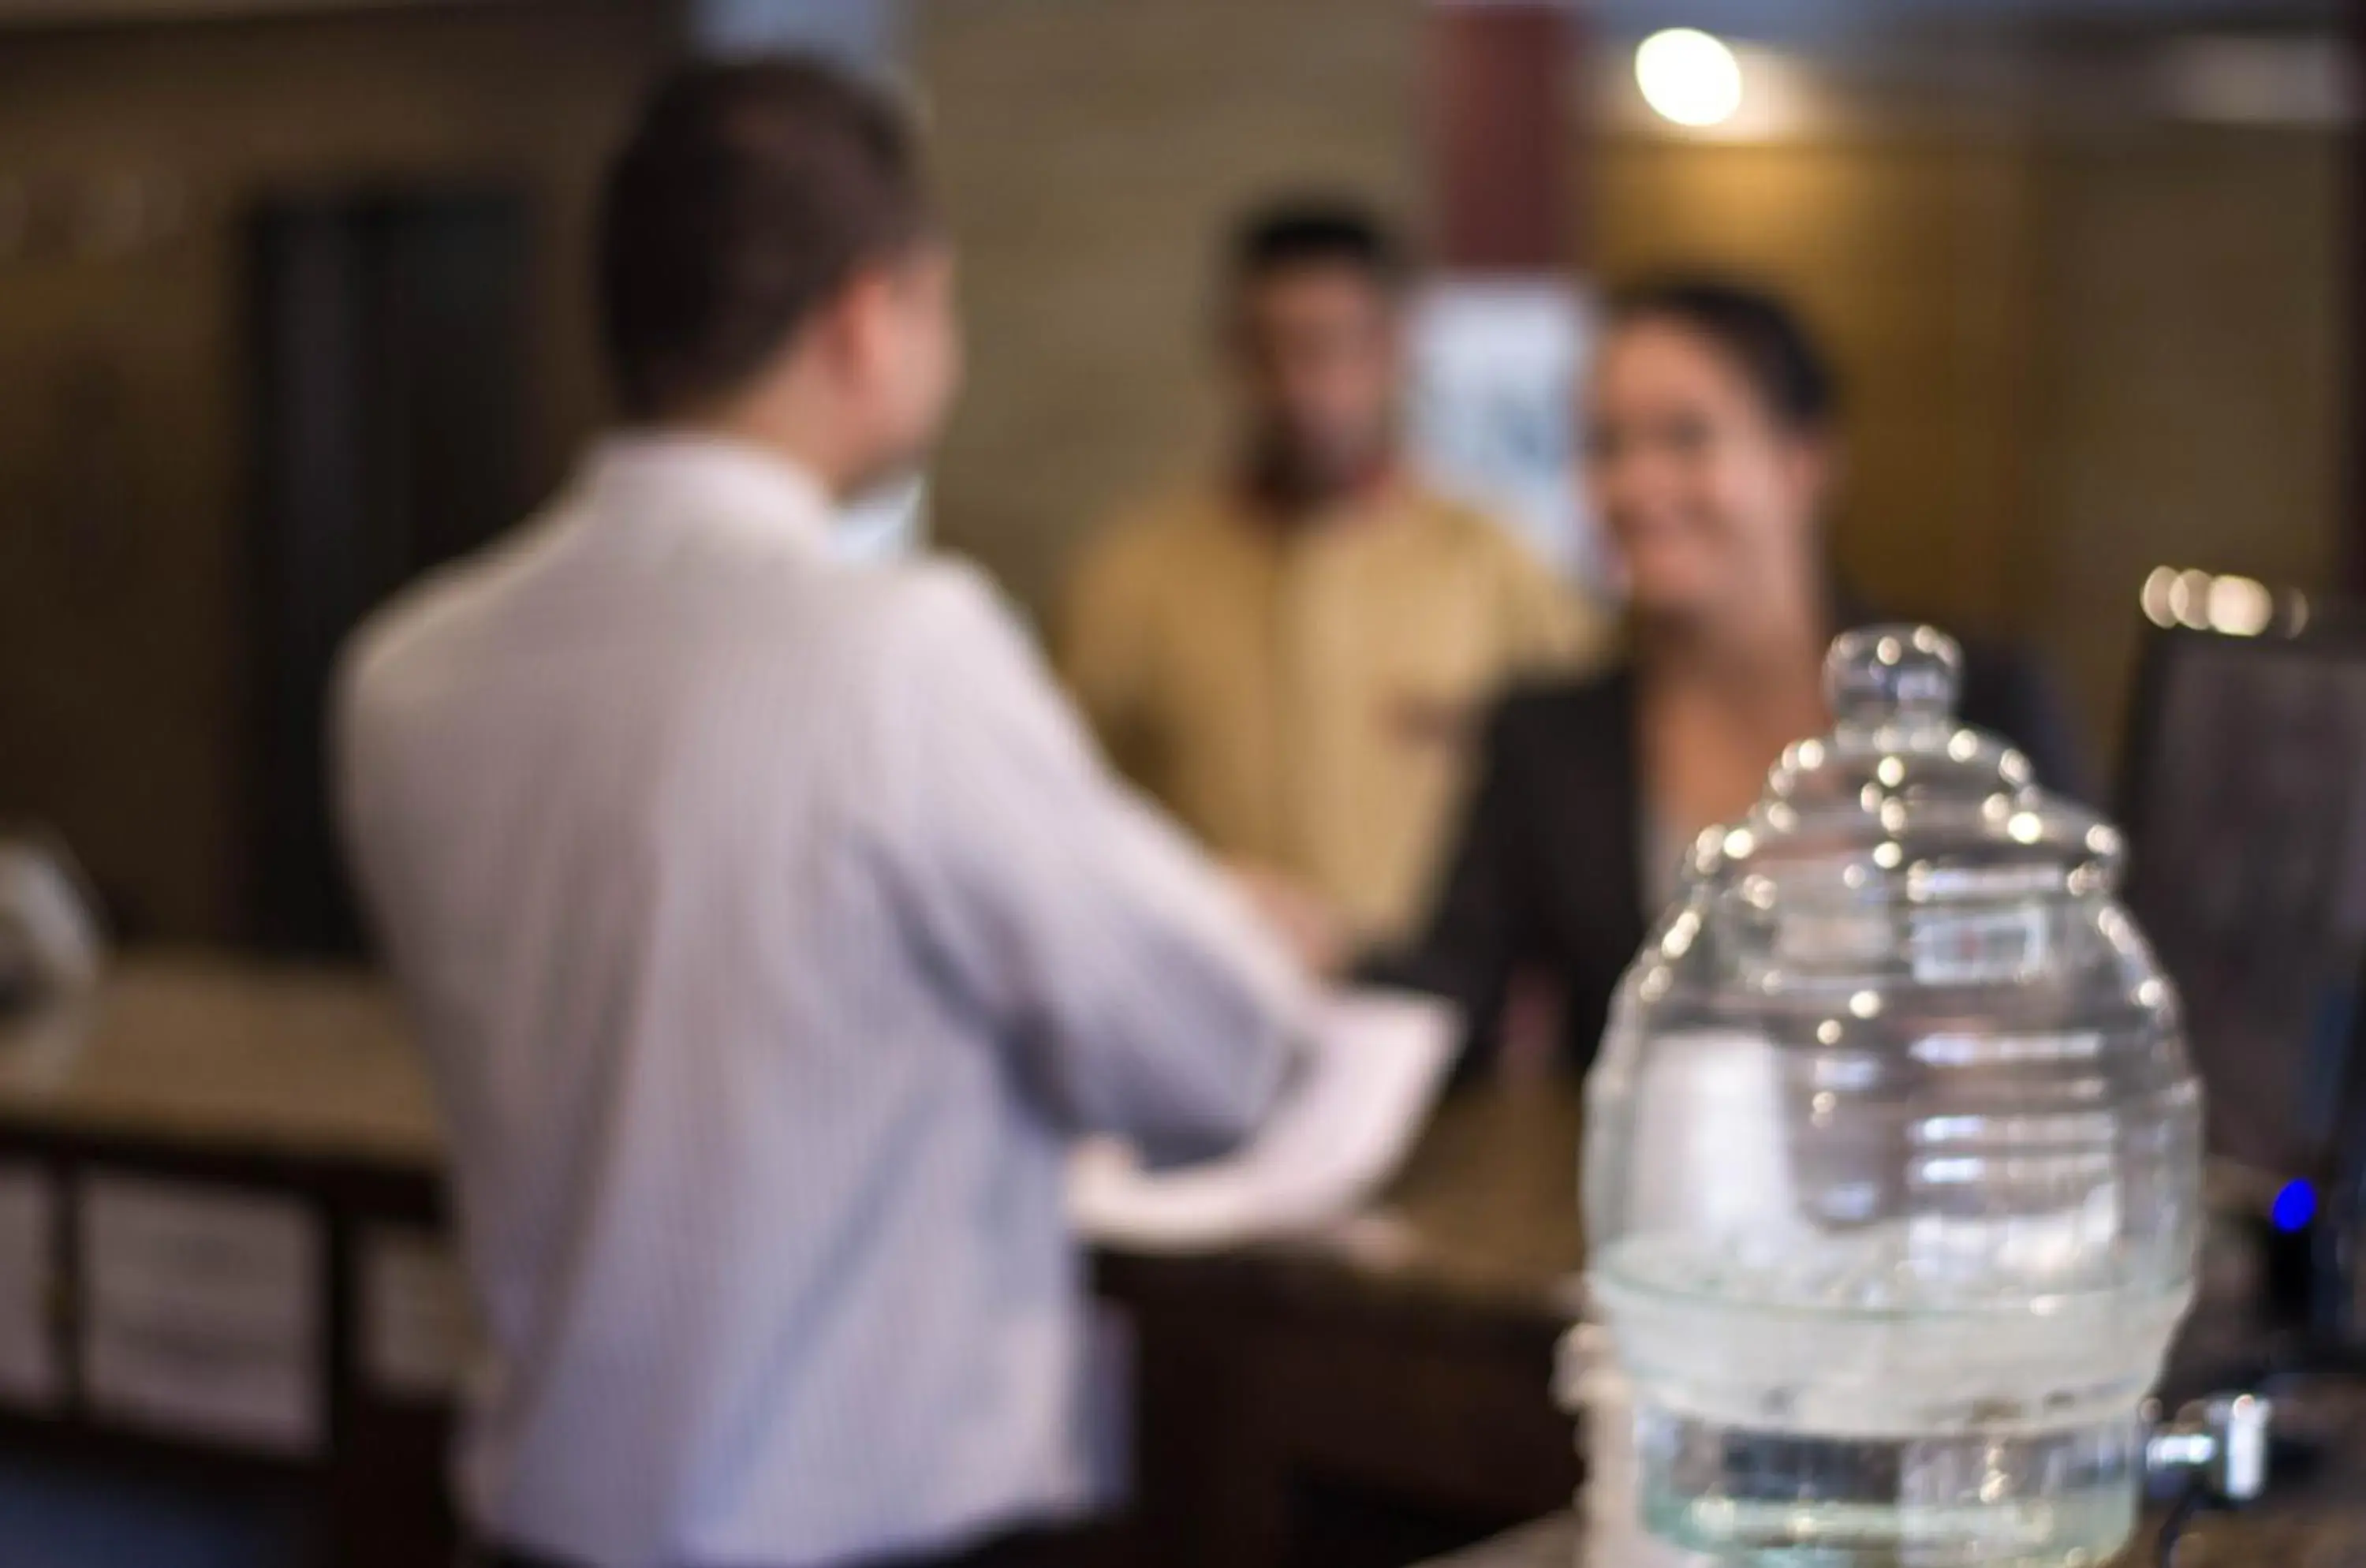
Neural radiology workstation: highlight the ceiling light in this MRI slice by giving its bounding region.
[1637,28,1744,129]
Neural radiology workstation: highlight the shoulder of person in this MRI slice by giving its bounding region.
[1403,485,1596,612]
[868,552,1019,640]
[856,554,1065,704]
[1485,663,1635,755]
[337,513,565,718]
[1403,483,1539,557]
[1072,485,1231,582]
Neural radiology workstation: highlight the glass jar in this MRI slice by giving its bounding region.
[1584,626,2203,1567]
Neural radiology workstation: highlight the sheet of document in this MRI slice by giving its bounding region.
[80,1174,323,1457]
[1069,989,1458,1252]
[0,1164,58,1410]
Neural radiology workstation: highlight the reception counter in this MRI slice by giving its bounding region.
[0,958,435,1166]
[0,954,1586,1568]
[11,955,2366,1568]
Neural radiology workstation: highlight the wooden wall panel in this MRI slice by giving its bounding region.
[2023,128,2345,762]
[1591,134,2043,640]
[0,7,674,939]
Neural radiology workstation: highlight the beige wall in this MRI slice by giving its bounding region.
[916,0,1420,616]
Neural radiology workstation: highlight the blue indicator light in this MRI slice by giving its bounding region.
[2271,1179,2317,1234]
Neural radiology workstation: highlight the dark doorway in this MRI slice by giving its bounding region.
[248,188,530,954]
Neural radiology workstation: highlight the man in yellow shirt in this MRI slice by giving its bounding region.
[1062,199,1600,949]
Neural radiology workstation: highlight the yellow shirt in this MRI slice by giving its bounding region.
[1061,478,1603,942]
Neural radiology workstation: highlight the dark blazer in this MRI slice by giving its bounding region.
[1370,638,2090,1077]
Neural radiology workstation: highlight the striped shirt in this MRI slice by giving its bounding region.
[334,434,1308,1568]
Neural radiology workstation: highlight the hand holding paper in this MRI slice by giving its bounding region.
[1069,990,1458,1252]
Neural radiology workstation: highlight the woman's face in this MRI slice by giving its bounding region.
[1585,317,1830,623]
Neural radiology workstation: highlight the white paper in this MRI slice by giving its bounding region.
[0,1165,58,1410]
[80,1176,323,1456]
[359,1226,481,1402]
[1069,990,1457,1252]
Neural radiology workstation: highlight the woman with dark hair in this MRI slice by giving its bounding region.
[1377,277,2088,1076]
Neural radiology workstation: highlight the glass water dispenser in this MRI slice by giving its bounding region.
[1584,625,2204,1566]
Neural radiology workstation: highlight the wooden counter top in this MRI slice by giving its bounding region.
[0,952,440,1168]
[1114,1078,1586,1336]
[0,953,1588,1323]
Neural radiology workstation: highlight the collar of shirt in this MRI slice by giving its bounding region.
[578,429,838,557]
[1231,463,1415,544]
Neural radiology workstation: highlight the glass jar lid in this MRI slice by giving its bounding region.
[1685,624,2121,909]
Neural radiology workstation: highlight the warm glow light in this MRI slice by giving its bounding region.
[2146,567,2278,637]
[2175,569,2215,630]
[2207,574,2275,637]
[1636,28,1744,128]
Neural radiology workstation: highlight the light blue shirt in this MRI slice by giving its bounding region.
[335,434,1307,1568]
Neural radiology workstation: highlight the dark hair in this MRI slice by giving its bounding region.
[597,56,933,419]
[1229,196,1412,296]
[1608,276,1839,433]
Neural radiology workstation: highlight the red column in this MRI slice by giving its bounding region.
[1424,2,1583,1081]
[1427,0,1576,273]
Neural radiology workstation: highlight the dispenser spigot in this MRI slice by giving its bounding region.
[2144,1392,2272,1505]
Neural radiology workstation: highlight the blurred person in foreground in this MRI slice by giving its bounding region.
[1374,278,2086,1076]
[1061,199,1602,961]
[335,58,1309,1568]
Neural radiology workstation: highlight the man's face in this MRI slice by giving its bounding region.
[1230,263,1404,503]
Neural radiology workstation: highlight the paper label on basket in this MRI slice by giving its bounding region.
[1069,991,1457,1251]
[0,1166,58,1410]
[80,1176,323,1456]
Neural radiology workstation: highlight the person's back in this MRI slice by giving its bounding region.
[338,62,1304,1568]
